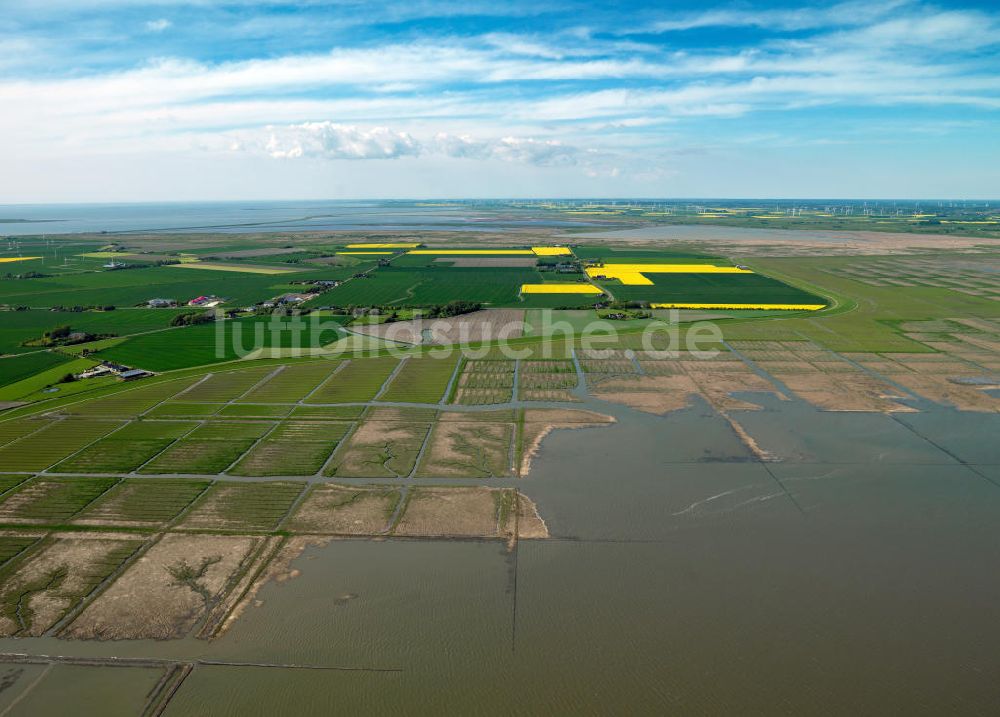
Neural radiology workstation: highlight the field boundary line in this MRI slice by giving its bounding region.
[569,347,588,397]
[199,536,287,639]
[509,491,521,653]
[315,418,363,478]
[379,486,409,534]
[299,359,349,403]
[0,415,65,453]
[795,331,926,404]
[196,534,286,639]
[0,371,220,425]
[163,480,217,530]
[168,373,214,403]
[275,485,315,531]
[386,486,414,535]
[0,652,404,673]
[219,420,283,475]
[441,355,465,405]
[264,470,315,518]
[887,414,1000,489]
[136,375,211,419]
[63,475,126,522]
[227,364,288,404]
[405,420,437,479]
[758,459,806,515]
[720,340,796,399]
[40,419,134,475]
[128,420,206,475]
[513,408,525,478]
[0,661,52,717]
[373,356,408,400]
[50,535,153,638]
[0,532,43,570]
[505,417,518,478]
[144,662,194,717]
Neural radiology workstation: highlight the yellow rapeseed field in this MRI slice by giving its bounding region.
[650,303,825,310]
[78,251,137,258]
[586,264,752,285]
[336,251,393,255]
[409,249,535,255]
[345,243,421,248]
[531,247,573,256]
[165,262,298,274]
[520,284,603,294]
[0,256,42,263]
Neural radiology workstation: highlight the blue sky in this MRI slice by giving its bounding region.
[1,0,998,201]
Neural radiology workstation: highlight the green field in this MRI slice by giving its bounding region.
[378,356,458,403]
[0,534,38,567]
[228,421,351,476]
[598,272,824,304]
[216,403,293,418]
[67,377,202,416]
[0,308,188,356]
[0,351,71,388]
[288,405,366,420]
[138,421,274,474]
[177,481,305,530]
[305,357,399,403]
[0,419,125,472]
[237,361,342,402]
[0,356,97,402]
[0,263,358,309]
[176,366,276,401]
[319,267,539,306]
[74,478,210,525]
[0,476,120,524]
[95,316,349,371]
[53,421,197,473]
[0,421,50,448]
[146,402,222,418]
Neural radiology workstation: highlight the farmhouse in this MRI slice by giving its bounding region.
[78,361,153,382]
[274,292,315,304]
[78,365,115,379]
[188,295,224,308]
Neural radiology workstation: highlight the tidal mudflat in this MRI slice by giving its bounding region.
[2,386,1000,714]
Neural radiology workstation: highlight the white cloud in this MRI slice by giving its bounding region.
[258,122,420,160]
[229,124,596,168]
[145,18,172,33]
[826,11,1000,50]
[433,133,583,166]
[644,0,912,33]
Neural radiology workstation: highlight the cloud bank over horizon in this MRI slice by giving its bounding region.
[1,0,998,201]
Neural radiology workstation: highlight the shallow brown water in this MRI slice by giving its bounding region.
[2,394,1000,715]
